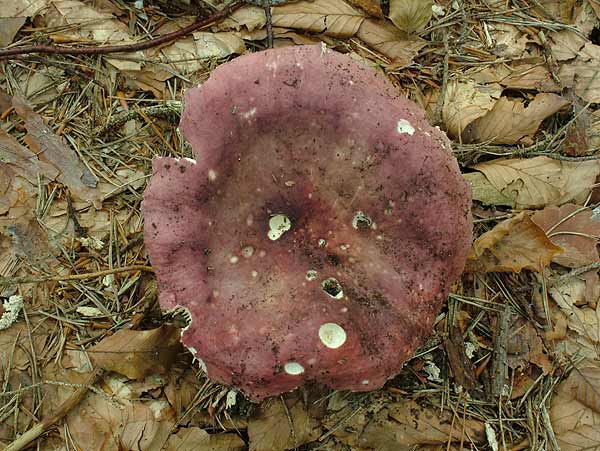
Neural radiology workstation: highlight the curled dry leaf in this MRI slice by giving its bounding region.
[356,18,427,64]
[442,79,502,138]
[471,60,560,92]
[88,325,182,380]
[389,0,433,33]
[550,364,600,451]
[272,0,366,38]
[465,212,563,273]
[462,93,570,144]
[531,204,600,268]
[465,156,600,209]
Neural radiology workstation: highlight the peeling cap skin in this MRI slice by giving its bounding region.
[142,45,472,401]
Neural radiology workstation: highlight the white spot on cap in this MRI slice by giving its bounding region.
[208,169,217,181]
[362,379,369,385]
[306,270,318,281]
[246,215,254,226]
[183,157,196,165]
[319,323,347,349]
[229,255,239,264]
[268,214,291,240]
[241,246,255,258]
[397,119,415,135]
[241,107,257,119]
[284,362,305,375]
[318,238,326,247]
[251,270,258,278]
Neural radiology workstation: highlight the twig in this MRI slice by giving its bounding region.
[552,261,600,283]
[0,265,154,286]
[2,367,105,451]
[0,2,243,59]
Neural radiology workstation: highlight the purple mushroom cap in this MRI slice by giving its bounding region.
[142,44,472,401]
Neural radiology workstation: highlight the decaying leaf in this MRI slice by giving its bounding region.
[532,204,600,268]
[465,156,600,209]
[462,93,570,144]
[218,5,266,31]
[12,96,102,207]
[326,395,485,450]
[465,212,563,273]
[0,0,47,46]
[248,394,321,451]
[89,325,182,380]
[506,318,552,374]
[550,364,600,451]
[471,60,560,92]
[487,23,533,58]
[272,0,366,38]
[442,79,502,138]
[345,0,383,18]
[559,41,600,103]
[356,18,427,64]
[163,427,245,451]
[389,0,433,33]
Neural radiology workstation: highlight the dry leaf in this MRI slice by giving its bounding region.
[0,129,59,184]
[466,156,600,209]
[89,325,182,379]
[465,212,563,273]
[12,96,102,208]
[356,18,426,64]
[192,31,246,59]
[327,396,485,450]
[389,0,433,33]
[218,5,266,31]
[345,0,383,18]
[442,79,502,138]
[248,394,322,451]
[463,93,570,144]
[531,204,600,268]
[550,364,600,451]
[163,427,245,451]
[559,42,600,103]
[272,0,366,38]
[471,61,560,92]
[487,23,532,58]
[506,317,552,374]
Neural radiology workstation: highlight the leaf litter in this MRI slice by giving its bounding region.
[1,0,600,450]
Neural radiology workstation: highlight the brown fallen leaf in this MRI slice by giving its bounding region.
[465,156,600,209]
[163,427,245,451]
[559,41,600,103]
[355,18,426,64]
[12,96,102,208]
[88,325,182,380]
[531,204,600,268]
[326,395,485,450]
[0,129,59,184]
[388,0,433,33]
[471,60,560,92]
[466,212,563,273]
[248,393,322,451]
[218,5,266,31]
[550,364,600,451]
[442,79,502,138]
[272,0,366,38]
[462,93,570,144]
[0,0,47,46]
[506,317,553,375]
[443,325,477,389]
[345,0,383,18]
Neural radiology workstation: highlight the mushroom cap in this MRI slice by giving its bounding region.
[143,44,472,401]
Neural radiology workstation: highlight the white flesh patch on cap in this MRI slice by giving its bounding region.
[352,211,372,229]
[319,323,347,349]
[208,169,217,181]
[397,119,415,135]
[284,362,305,375]
[183,157,197,165]
[306,270,318,281]
[268,214,291,240]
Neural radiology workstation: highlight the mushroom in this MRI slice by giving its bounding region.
[142,44,472,401]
